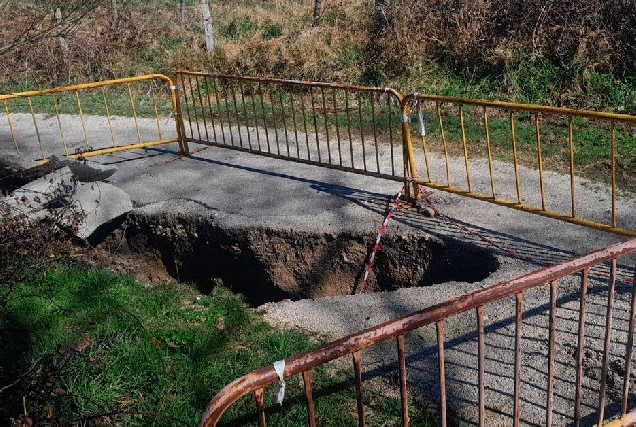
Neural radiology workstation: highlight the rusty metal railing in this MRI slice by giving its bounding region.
[199,238,636,426]
[401,94,636,237]
[0,74,188,161]
[175,71,405,181]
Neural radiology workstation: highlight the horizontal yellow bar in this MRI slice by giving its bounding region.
[411,93,636,125]
[66,138,179,159]
[413,179,636,238]
[186,138,404,183]
[176,71,403,102]
[0,74,174,100]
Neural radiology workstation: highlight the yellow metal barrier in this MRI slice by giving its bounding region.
[175,71,405,182]
[5,72,636,237]
[0,74,188,161]
[401,93,636,237]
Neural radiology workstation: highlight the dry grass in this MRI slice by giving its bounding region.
[1,0,636,109]
[380,0,636,77]
[175,0,372,82]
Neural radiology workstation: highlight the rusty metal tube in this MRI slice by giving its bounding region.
[598,259,618,426]
[353,351,365,427]
[397,334,409,427]
[437,320,447,427]
[513,292,523,427]
[199,238,636,427]
[574,269,589,426]
[546,280,558,426]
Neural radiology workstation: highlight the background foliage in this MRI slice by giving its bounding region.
[1,0,636,112]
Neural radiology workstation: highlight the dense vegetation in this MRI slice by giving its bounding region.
[2,0,636,113]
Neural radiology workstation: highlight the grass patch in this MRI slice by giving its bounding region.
[3,81,175,118]
[0,264,435,426]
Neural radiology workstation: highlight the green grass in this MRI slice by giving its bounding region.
[407,102,636,191]
[0,264,436,426]
[3,82,175,118]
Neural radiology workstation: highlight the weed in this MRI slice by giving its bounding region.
[220,17,258,41]
[262,22,283,41]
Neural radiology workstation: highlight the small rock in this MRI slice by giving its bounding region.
[418,206,438,217]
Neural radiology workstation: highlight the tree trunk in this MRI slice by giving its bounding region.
[312,0,322,26]
[111,0,117,22]
[201,0,213,52]
[54,8,69,57]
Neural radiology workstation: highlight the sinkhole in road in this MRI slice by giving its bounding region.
[116,211,500,306]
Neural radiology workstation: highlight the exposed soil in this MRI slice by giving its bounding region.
[94,207,500,306]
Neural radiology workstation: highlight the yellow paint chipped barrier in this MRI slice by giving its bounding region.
[175,71,406,182]
[4,72,636,237]
[0,74,188,161]
[401,93,636,237]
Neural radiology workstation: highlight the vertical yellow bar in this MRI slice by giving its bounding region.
[169,78,189,156]
[483,107,496,199]
[3,100,20,153]
[387,94,396,177]
[239,81,253,150]
[74,90,91,149]
[222,77,235,146]
[370,92,380,173]
[459,105,472,192]
[230,81,245,148]
[436,102,451,187]
[332,90,342,166]
[149,86,162,141]
[356,91,366,170]
[401,98,419,199]
[195,75,210,142]
[178,73,196,141]
[300,88,310,159]
[213,77,227,145]
[248,82,260,149]
[320,87,331,163]
[100,87,117,147]
[569,117,576,218]
[202,76,219,142]
[420,133,432,182]
[509,111,522,204]
[535,113,546,211]
[611,121,617,228]
[50,94,69,155]
[28,97,47,162]
[126,83,143,144]
[417,102,432,182]
[268,86,280,154]
[345,90,354,168]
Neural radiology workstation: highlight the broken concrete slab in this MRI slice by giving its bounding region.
[65,160,117,183]
[2,166,132,240]
[2,166,75,220]
[65,182,132,240]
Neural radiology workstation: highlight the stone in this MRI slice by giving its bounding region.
[70,182,132,239]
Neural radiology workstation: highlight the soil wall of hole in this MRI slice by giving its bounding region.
[107,210,499,306]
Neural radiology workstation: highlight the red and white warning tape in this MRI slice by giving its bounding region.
[354,185,634,296]
[356,187,404,293]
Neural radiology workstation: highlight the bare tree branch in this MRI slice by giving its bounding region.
[0,0,106,57]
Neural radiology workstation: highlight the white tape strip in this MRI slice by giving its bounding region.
[273,359,286,405]
[418,103,426,137]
